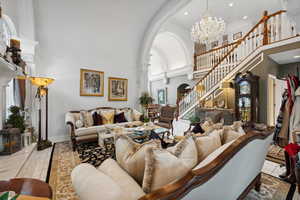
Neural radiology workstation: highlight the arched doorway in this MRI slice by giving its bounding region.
[177,83,191,103]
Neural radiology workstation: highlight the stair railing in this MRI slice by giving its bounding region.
[178,10,297,117]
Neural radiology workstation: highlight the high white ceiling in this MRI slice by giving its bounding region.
[149,32,189,75]
[171,0,300,30]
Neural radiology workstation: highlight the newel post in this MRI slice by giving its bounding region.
[263,11,269,45]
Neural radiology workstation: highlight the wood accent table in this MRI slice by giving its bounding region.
[0,178,52,199]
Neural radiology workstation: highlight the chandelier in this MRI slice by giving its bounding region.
[191,0,225,44]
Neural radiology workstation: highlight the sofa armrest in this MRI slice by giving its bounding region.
[66,112,76,125]
[71,164,123,200]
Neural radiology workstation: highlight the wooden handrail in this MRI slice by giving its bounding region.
[195,41,238,57]
[191,10,287,93]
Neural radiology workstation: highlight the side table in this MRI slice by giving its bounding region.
[0,178,52,199]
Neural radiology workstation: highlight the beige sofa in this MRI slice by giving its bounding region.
[71,123,273,200]
[65,107,143,151]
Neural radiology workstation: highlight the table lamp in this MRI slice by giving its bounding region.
[30,77,54,151]
[221,81,233,109]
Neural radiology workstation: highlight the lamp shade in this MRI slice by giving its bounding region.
[30,77,55,87]
[196,84,205,92]
[221,81,233,89]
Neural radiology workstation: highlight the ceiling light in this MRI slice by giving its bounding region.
[191,0,226,44]
[229,2,234,7]
[243,16,248,20]
[184,11,189,16]
[294,55,300,59]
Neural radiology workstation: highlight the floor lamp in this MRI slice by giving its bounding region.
[30,77,54,151]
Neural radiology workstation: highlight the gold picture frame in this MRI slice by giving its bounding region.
[108,77,128,101]
[80,69,104,96]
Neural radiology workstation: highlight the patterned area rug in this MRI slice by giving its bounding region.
[48,141,291,200]
[266,144,285,165]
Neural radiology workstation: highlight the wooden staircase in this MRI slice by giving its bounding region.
[178,10,299,119]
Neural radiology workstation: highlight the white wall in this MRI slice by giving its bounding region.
[150,74,194,106]
[33,0,167,142]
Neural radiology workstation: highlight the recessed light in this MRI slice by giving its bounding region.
[243,16,248,20]
[184,11,189,16]
[294,55,300,59]
[229,2,234,7]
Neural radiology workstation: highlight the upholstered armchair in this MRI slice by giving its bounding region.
[155,105,176,135]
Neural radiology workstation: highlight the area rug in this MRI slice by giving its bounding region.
[245,173,291,200]
[266,144,285,165]
[48,141,292,200]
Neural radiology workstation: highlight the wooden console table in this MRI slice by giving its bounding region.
[0,178,52,199]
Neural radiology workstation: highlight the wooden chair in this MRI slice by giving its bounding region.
[155,105,176,135]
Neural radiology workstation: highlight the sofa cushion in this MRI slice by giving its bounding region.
[115,135,160,185]
[194,139,236,170]
[167,134,198,169]
[142,147,190,193]
[101,110,115,124]
[114,112,128,123]
[80,110,93,127]
[124,109,133,122]
[132,109,142,121]
[75,120,84,129]
[92,112,103,126]
[193,130,222,163]
[75,125,106,136]
[98,159,145,200]
[222,121,245,144]
[71,163,124,200]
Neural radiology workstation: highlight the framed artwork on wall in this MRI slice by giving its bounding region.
[222,34,228,46]
[80,69,104,96]
[108,77,128,101]
[157,88,167,105]
[211,40,218,49]
[233,32,242,41]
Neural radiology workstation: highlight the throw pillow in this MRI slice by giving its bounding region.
[115,135,161,185]
[168,134,198,169]
[191,123,205,134]
[114,112,128,123]
[193,129,222,163]
[124,109,133,122]
[92,112,103,126]
[100,110,115,124]
[132,109,142,121]
[75,120,83,129]
[222,121,245,144]
[201,119,214,132]
[142,147,190,193]
[80,110,93,128]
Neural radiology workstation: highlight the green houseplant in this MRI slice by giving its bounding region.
[0,192,19,200]
[139,92,154,118]
[6,106,25,133]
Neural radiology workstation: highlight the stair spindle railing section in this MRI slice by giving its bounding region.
[179,10,296,117]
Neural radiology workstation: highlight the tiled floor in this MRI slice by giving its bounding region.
[16,145,53,181]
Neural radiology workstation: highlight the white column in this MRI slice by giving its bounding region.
[0,84,6,130]
[17,0,35,41]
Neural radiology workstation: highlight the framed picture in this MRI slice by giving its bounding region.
[108,77,128,101]
[80,69,104,96]
[157,88,167,105]
[211,40,218,49]
[222,34,228,46]
[233,32,242,41]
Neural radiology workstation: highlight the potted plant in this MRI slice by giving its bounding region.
[6,106,25,133]
[0,191,19,200]
[139,92,154,117]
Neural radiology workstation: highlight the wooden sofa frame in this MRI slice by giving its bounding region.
[138,128,273,200]
[66,107,133,151]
